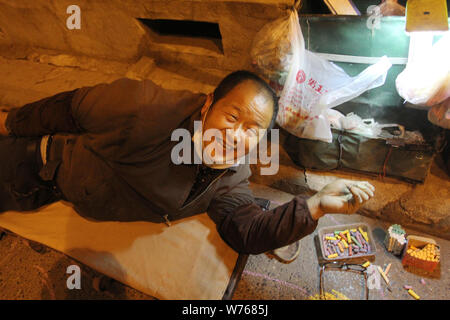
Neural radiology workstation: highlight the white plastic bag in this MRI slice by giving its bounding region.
[277,10,392,143]
[396,32,450,106]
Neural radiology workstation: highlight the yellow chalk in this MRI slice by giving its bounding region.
[361,229,369,242]
[341,239,348,248]
[328,253,338,259]
[384,263,392,275]
[362,261,371,268]
[347,232,351,243]
[331,289,350,300]
[351,229,357,232]
[378,266,390,286]
[408,289,420,300]
[326,236,337,241]
[337,242,344,253]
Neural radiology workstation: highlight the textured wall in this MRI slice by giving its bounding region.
[0,0,292,71]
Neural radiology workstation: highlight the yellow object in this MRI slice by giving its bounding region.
[377,266,390,285]
[347,232,352,243]
[408,243,440,262]
[358,227,368,242]
[328,253,338,259]
[362,261,371,268]
[309,290,349,300]
[384,263,392,275]
[341,239,348,248]
[351,229,357,232]
[406,0,449,32]
[337,242,344,252]
[408,289,420,300]
[326,236,337,241]
[362,231,369,242]
[331,289,350,300]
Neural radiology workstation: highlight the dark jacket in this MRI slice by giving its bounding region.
[5,78,318,254]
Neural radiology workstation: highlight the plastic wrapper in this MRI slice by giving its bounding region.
[272,9,391,143]
[251,11,298,89]
[396,32,450,106]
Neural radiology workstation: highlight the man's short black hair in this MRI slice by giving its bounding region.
[212,70,279,129]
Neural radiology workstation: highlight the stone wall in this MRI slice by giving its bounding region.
[0,0,292,71]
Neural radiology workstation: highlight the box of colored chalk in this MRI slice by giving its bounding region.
[318,223,377,264]
[401,235,440,272]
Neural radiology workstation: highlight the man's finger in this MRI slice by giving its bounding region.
[355,184,374,198]
[362,181,375,193]
[349,186,362,203]
[349,186,370,203]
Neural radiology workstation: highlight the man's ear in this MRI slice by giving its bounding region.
[201,93,214,117]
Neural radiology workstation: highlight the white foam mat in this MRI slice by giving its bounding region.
[0,201,239,299]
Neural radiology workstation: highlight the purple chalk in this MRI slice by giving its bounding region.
[356,233,364,245]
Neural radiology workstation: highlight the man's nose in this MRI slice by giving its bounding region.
[231,126,244,146]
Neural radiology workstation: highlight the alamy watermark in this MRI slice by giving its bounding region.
[171,121,279,175]
[366,5,382,33]
[66,264,81,289]
[66,5,81,30]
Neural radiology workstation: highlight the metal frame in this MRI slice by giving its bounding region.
[319,262,369,300]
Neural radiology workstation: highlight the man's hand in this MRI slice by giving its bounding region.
[0,110,9,136]
[307,179,375,220]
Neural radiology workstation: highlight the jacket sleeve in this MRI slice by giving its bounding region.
[207,167,318,255]
[7,78,205,161]
[5,78,152,137]
[5,89,82,137]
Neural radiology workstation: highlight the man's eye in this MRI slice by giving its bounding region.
[226,114,238,122]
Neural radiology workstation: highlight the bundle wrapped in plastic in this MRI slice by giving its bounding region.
[396,32,450,106]
[250,11,299,90]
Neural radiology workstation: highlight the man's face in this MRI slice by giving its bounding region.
[201,80,274,163]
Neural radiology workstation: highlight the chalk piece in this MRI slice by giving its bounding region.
[378,266,390,286]
[408,289,420,300]
[384,263,392,275]
[404,285,412,290]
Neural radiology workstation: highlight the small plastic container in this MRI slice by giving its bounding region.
[318,223,376,264]
[401,235,440,272]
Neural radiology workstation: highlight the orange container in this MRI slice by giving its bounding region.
[401,235,440,272]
